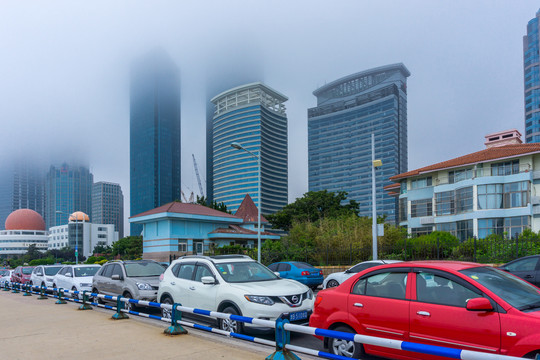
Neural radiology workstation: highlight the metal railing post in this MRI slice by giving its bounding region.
[2,281,10,291]
[266,317,300,360]
[23,283,32,296]
[78,290,92,310]
[38,284,48,300]
[164,303,187,335]
[111,295,129,319]
[12,282,20,294]
[55,288,67,304]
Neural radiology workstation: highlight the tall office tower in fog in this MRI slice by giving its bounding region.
[92,181,124,239]
[308,64,410,224]
[45,163,93,229]
[211,82,288,214]
[524,9,540,143]
[0,161,45,230]
[205,47,263,204]
[130,49,181,236]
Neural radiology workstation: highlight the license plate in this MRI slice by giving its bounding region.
[289,310,308,321]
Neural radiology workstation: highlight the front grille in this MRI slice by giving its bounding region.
[275,291,310,308]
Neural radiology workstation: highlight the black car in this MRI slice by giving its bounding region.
[499,255,540,286]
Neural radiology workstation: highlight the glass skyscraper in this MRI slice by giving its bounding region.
[524,9,540,143]
[130,49,181,236]
[211,82,288,214]
[92,181,124,239]
[45,163,93,229]
[308,63,410,224]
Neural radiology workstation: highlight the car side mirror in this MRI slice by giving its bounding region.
[201,276,216,285]
[344,269,351,274]
[65,273,72,277]
[466,297,493,311]
[111,274,123,281]
[274,272,281,277]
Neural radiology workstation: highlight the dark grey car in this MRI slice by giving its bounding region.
[92,260,165,310]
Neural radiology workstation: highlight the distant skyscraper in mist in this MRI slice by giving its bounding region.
[92,181,124,239]
[205,47,263,204]
[45,163,93,229]
[524,9,540,143]
[0,161,45,230]
[130,49,181,236]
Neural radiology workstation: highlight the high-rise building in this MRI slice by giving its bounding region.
[0,161,45,230]
[524,9,540,143]
[92,181,124,239]
[130,49,181,235]
[45,163,93,229]
[210,82,288,214]
[308,63,410,224]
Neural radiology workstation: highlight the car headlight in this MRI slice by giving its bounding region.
[137,282,152,290]
[244,295,274,305]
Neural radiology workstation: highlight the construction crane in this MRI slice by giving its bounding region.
[192,154,205,197]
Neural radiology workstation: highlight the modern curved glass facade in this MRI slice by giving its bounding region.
[130,50,181,235]
[308,64,410,224]
[211,83,288,214]
[524,9,540,143]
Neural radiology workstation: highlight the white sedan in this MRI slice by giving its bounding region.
[53,264,101,298]
[30,265,63,288]
[322,259,402,289]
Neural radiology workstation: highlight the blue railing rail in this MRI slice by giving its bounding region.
[1,281,536,360]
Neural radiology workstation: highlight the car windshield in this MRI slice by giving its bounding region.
[0,270,9,276]
[44,266,63,276]
[214,261,278,283]
[74,266,100,277]
[293,262,314,269]
[22,267,33,274]
[460,266,540,310]
[124,262,165,277]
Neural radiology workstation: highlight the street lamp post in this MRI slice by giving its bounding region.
[371,133,383,261]
[231,141,261,263]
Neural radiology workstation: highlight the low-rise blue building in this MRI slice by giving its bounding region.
[130,194,279,262]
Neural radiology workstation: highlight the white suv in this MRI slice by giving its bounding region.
[157,255,314,333]
[30,265,63,288]
[52,264,101,298]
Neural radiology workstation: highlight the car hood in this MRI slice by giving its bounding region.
[75,276,96,283]
[228,278,308,295]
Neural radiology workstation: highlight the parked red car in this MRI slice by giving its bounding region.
[11,266,35,285]
[309,261,540,359]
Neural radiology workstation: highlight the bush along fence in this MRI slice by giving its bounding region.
[1,281,536,360]
[210,234,540,266]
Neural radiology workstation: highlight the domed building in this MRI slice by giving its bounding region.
[0,209,49,257]
[48,211,118,259]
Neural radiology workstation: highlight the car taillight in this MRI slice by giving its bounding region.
[319,270,323,276]
[301,271,310,276]
[159,274,164,281]
[314,296,323,307]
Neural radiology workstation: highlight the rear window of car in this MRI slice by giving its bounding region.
[124,262,165,277]
[293,262,314,269]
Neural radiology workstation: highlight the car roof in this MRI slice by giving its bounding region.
[373,260,484,271]
[173,255,254,264]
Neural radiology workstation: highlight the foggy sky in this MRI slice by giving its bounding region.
[0,1,538,235]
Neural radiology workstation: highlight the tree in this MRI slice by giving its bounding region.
[196,195,230,213]
[111,236,143,259]
[266,190,359,231]
[92,244,112,256]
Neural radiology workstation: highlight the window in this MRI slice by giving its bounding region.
[478,216,529,239]
[101,265,113,278]
[352,271,408,300]
[411,177,432,190]
[456,220,473,241]
[277,263,291,271]
[194,265,213,282]
[411,226,432,237]
[435,191,454,216]
[416,272,480,307]
[503,181,529,208]
[178,242,187,252]
[175,264,195,280]
[399,198,407,222]
[411,199,432,218]
[456,187,473,213]
[477,184,503,209]
[478,182,529,209]
[505,257,539,272]
[449,168,473,184]
[491,160,519,176]
[111,265,123,278]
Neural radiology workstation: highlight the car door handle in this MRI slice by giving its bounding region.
[189,286,195,290]
[353,303,363,307]
[170,282,176,286]
[417,311,430,317]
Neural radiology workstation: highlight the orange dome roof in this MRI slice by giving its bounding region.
[69,211,90,222]
[5,209,46,231]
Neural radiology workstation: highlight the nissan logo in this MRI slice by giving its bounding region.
[291,295,299,304]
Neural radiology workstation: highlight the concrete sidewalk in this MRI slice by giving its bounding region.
[0,291,275,360]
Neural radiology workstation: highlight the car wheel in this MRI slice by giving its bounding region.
[93,288,103,304]
[123,292,135,311]
[329,326,363,358]
[161,296,173,319]
[219,306,243,334]
[326,279,339,288]
[71,287,79,299]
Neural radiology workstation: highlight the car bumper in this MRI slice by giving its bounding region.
[242,300,315,328]
[297,277,324,286]
[136,289,158,301]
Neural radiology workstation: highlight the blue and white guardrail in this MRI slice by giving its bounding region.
[1,281,534,360]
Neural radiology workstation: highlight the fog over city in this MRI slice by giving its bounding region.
[0,1,538,235]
